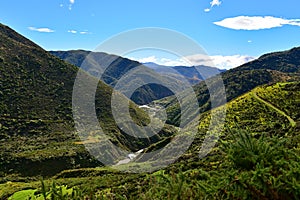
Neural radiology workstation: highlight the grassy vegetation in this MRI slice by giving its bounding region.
[4,126,300,199]
[1,23,300,199]
[255,82,300,121]
[2,81,299,199]
[196,82,300,139]
[0,23,176,178]
[158,45,300,127]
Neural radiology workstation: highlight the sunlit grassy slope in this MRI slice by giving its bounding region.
[3,81,299,199]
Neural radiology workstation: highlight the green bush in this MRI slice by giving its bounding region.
[218,128,300,199]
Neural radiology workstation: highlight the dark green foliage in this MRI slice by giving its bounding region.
[217,128,300,200]
[222,129,285,170]
[238,47,300,73]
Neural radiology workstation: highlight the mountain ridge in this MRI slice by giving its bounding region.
[143,62,226,85]
[50,50,176,105]
[0,23,175,177]
[156,46,300,126]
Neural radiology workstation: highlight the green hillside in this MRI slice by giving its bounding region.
[158,47,300,126]
[1,23,300,200]
[238,47,300,73]
[3,82,299,199]
[136,81,300,164]
[0,23,175,178]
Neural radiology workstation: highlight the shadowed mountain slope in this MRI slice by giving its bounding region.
[50,50,176,105]
[0,24,175,177]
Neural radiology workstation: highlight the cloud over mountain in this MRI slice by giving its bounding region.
[131,54,255,70]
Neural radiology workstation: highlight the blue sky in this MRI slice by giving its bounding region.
[1,0,300,69]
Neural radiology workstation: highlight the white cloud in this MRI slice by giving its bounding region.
[68,30,77,34]
[185,54,256,70]
[80,31,89,34]
[212,55,256,69]
[214,16,300,30]
[160,58,190,66]
[204,0,222,12]
[135,56,157,63]
[130,54,255,70]
[28,27,54,33]
[129,56,190,66]
[67,30,91,34]
[69,0,75,10]
[210,0,222,7]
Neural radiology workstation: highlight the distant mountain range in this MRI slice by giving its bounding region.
[50,50,175,105]
[50,51,225,104]
[144,62,226,85]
